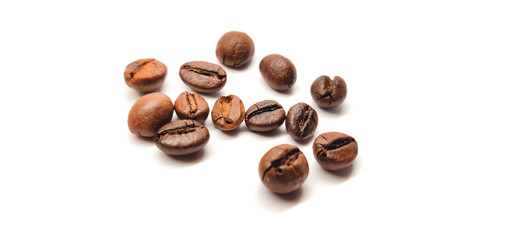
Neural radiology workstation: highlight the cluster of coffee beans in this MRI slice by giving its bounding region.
[125,31,358,194]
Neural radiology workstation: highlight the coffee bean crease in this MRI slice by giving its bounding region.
[318,137,355,156]
[182,65,226,80]
[262,149,300,179]
[129,59,155,80]
[246,104,282,120]
[154,123,202,141]
[297,107,313,137]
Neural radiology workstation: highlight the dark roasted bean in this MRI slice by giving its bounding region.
[245,100,285,132]
[179,61,227,93]
[155,119,210,156]
[312,132,358,170]
[216,31,255,68]
[258,144,309,193]
[259,54,297,91]
[310,75,347,108]
[174,91,209,123]
[285,103,318,141]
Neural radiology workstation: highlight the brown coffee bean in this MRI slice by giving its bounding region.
[216,31,255,68]
[211,95,245,131]
[245,100,285,132]
[285,103,318,141]
[155,119,210,156]
[179,61,227,93]
[124,58,167,92]
[174,91,209,123]
[312,132,358,170]
[127,92,174,137]
[310,75,347,108]
[258,144,309,194]
[259,54,297,91]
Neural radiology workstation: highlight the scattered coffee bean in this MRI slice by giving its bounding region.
[128,92,174,137]
[258,144,309,194]
[211,95,245,131]
[216,31,255,68]
[174,91,209,123]
[312,132,358,170]
[155,119,210,156]
[310,75,347,108]
[245,100,285,132]
[124,58,167,92]
[179,61,227,93]
[259,54,296,91]
[285,103,318,141]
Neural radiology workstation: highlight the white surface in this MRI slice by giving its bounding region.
[1,0,507,239]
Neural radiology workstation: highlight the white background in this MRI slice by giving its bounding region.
[1,0,507,239]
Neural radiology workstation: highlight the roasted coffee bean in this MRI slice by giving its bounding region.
[211,95,245,131]
[259,54,296,91]
[179,61,227,93]
[258,144,309,194]
[154,119,210,156]
[310,75,347,108]
[216,31,255,68]
[128,92,174,137]
[285,103,318,141]
[174,91,209,123]
[245,100,285,132]
[312,132,358,170]
[124,58,167,92]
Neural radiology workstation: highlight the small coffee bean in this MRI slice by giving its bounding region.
[285,103,318,141]
[155,119,210,156]
[216,31,255,68]
[310,75,347,108]
[312,132,358,170]
[124,58,167,92]
[245,100,285,132]
[128,92,174,137]
[211,95,245,131]
[258,144,309,194]
[179,61,227,93]
[174,91,209,123]
[259,54,296,91]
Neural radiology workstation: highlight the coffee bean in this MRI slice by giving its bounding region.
[310,75,347,108]
[216,31,255,68]
[174,91,209,123]
[245,100,285,132]
[128,92,174,137]
[312,132,358,170]
[211,95,245,131]
[259,54,296,91]
[124,58,167,92]
[154,119,210,156]
[258,144,309,194]
[179,61,227,93]
[285,103,318,141]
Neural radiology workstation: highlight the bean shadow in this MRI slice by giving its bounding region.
[156,149,207,167]
[317,103,348,117]
[219,125,248,138]
[250,128,285,138]
[257,185,308,213]
[324,164,355,179]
